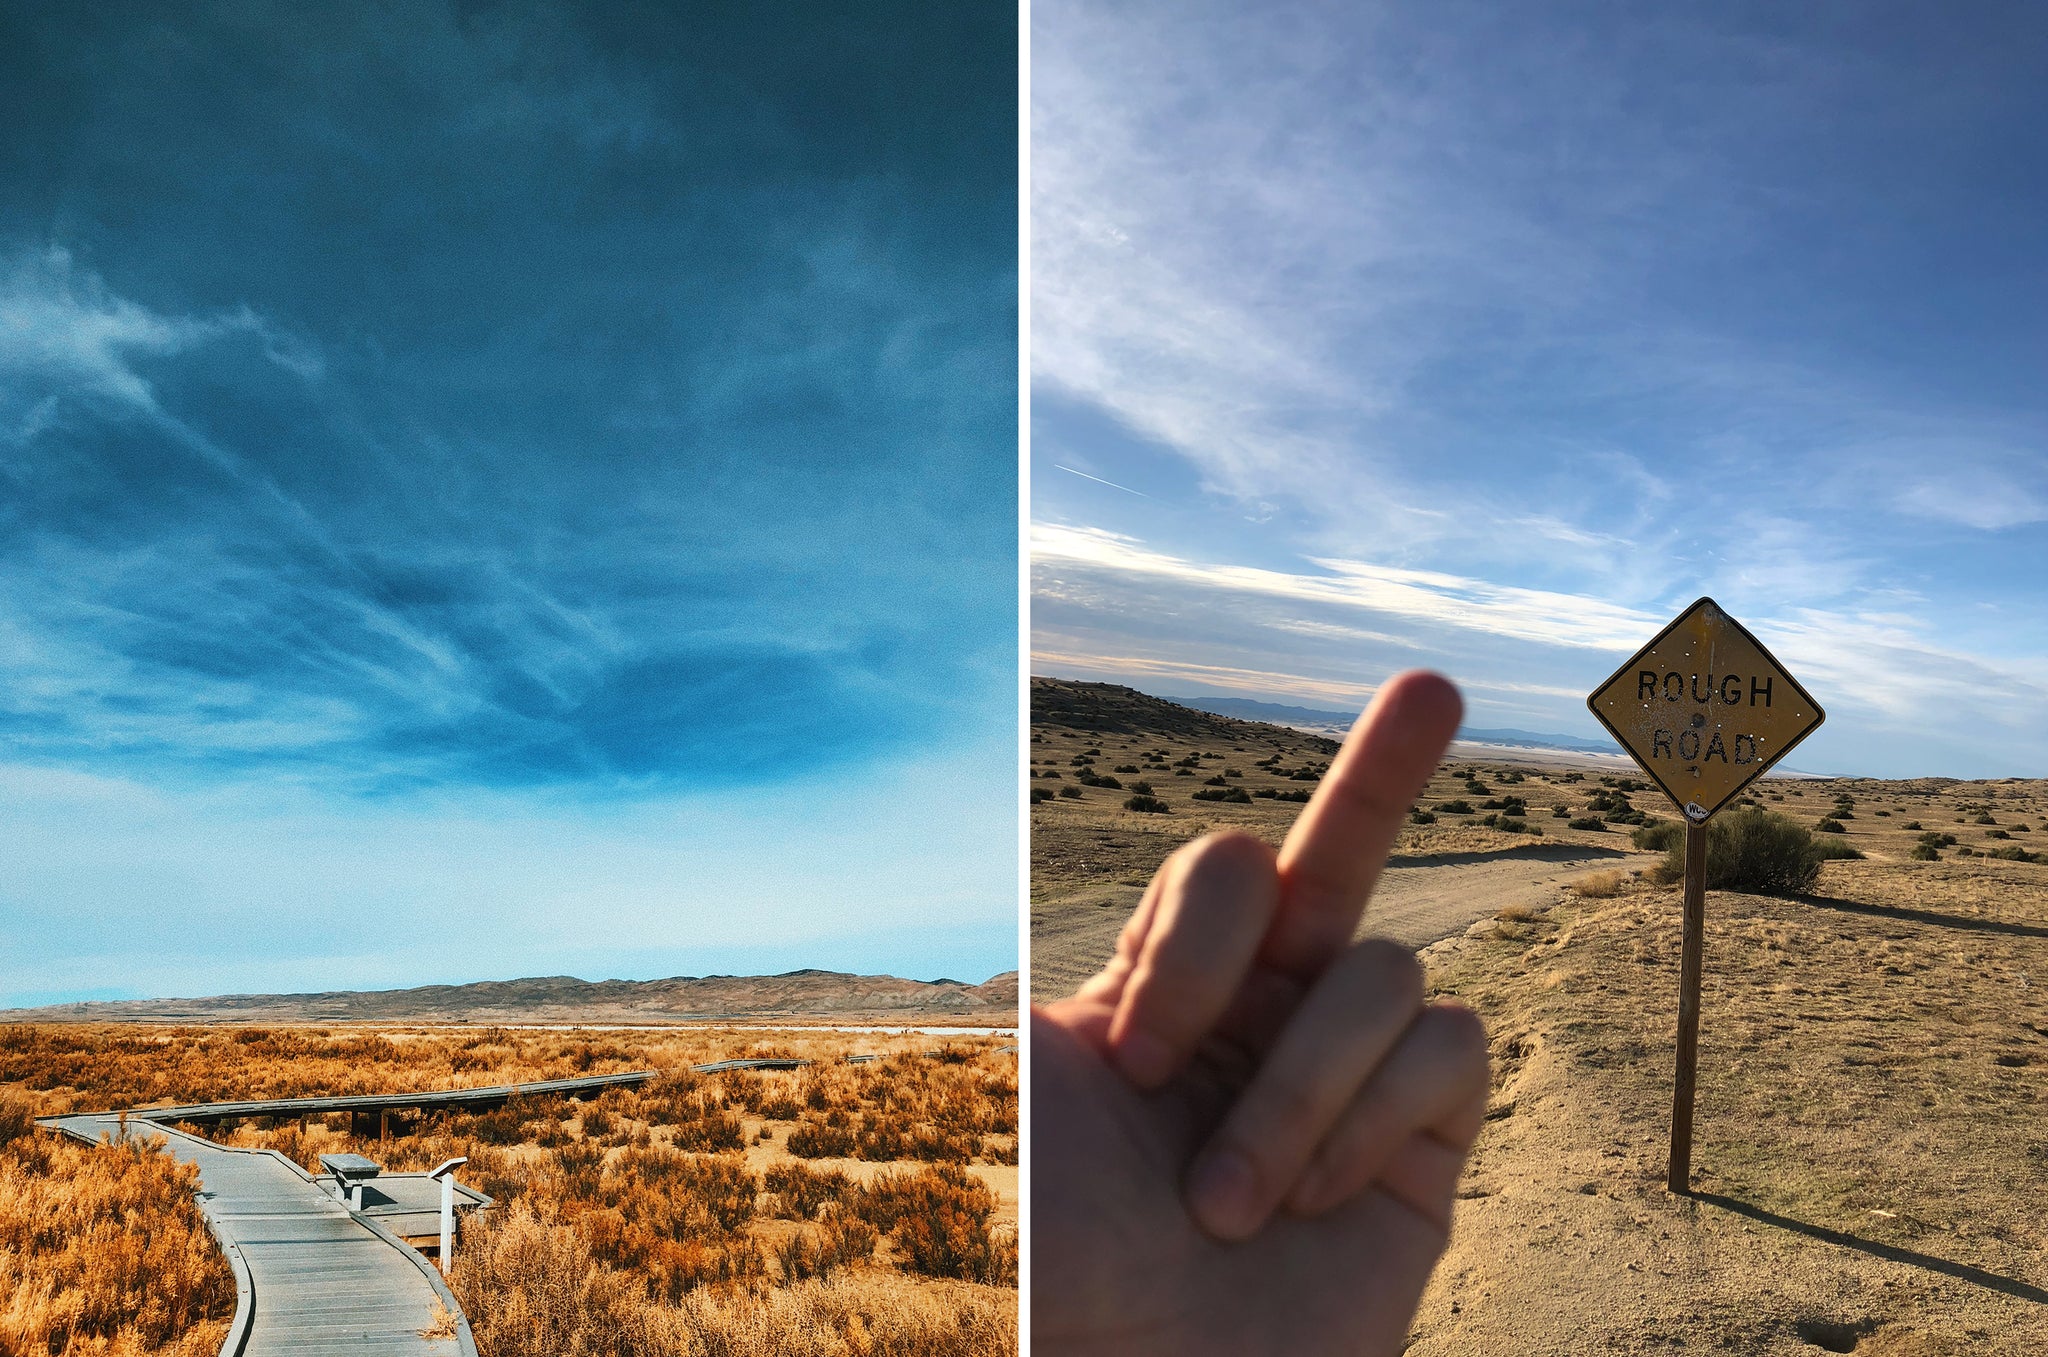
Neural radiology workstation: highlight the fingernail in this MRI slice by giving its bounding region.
[1187,1146,1259,1239]
[1113,1028,1173,1087]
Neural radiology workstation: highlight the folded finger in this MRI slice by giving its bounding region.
[1070,871,1166,1010]
[1284,1001,1489,1217]
[1107,831,1279,1089]
[1183,937,1426,1241]
[1363,1128,1472,1238]
[1265,671,1462,979]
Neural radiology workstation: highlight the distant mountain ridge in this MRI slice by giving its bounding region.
[1031,677,1341,752]
[1,968,1020,1025]
[1160,694,1616,752]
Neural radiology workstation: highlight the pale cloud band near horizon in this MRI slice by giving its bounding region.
[1033,521,2048,779]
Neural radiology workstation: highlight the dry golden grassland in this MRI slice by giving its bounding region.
[4,1025,1016,1357]
[0,1090,232,1357]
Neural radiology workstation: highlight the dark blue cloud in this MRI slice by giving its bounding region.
[0,0,1017,796]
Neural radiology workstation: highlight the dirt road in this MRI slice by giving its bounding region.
[1030,842,1649,1002]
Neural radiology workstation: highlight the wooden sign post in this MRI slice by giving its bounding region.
[1669,820,1707,1193]
[1587,597,1824,1193]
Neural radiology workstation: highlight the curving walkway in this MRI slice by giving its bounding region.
[43,1114,475,1356]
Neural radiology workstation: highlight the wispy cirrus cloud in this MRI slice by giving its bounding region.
[0,244,1001,794]
[1890,460,2048,532]
[1034,519,2048,776]
[1034,523,1661,650]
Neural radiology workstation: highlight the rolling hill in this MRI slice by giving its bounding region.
[1,968,1020,1025]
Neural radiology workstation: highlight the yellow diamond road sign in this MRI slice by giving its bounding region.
[1588,597,1824,823]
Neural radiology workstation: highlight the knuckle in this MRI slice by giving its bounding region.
[1122,958,1199,1031]
[1255,1069,1333,1142]
[1352,937,1425,1010]
[1426,1003,1492,1084]
[1177,830,1279,888]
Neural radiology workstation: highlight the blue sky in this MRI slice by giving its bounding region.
[0,2,1017,1007]
[1031,1,2048,780]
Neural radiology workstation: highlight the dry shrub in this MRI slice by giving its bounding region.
[852,1166,1016,1286]
[629,1074,746,1153]
[772,1214,877,1283]
[1571,870,1627,899]
[600,1147,758,1236]
[765,1162,854,1220]
[1658,807,1826,896]
[671,1110,745,1153]
[786,1119,856,1158]
[819,1214,879,1271]
[715,1071,766,1112]
[635,1069,705,1123]
[468,1098,542,1146]
[451,1201,641,1356]
[0,1091,33,1147]
[0,1110,233,1357]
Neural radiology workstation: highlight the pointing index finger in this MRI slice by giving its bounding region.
[1262,670,1463,980]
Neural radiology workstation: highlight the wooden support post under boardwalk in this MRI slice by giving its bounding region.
[1668,820,1708,1193]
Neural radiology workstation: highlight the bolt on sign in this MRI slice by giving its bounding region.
[1587,597,1825,823]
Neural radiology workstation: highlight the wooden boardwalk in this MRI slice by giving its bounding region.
[129,1068,660,1127]
[44,1114,476,1356]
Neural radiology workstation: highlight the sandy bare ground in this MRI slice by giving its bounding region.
[1410,847,2048,1356]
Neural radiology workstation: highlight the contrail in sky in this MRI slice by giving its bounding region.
[1053,463,1149,498]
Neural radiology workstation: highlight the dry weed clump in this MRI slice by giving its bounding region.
[0,1091,233,1357]
[859,1165,1016,1286]
[763,1161,855,1220]
[1570,869,1628,899]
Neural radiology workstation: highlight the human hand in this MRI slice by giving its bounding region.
[1031,671,1489,1357]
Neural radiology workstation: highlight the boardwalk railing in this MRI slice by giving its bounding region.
[117,1069,662,1127]
[68,1057,916,1128]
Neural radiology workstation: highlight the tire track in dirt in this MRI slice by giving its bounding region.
[1031,843,1653,1003]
